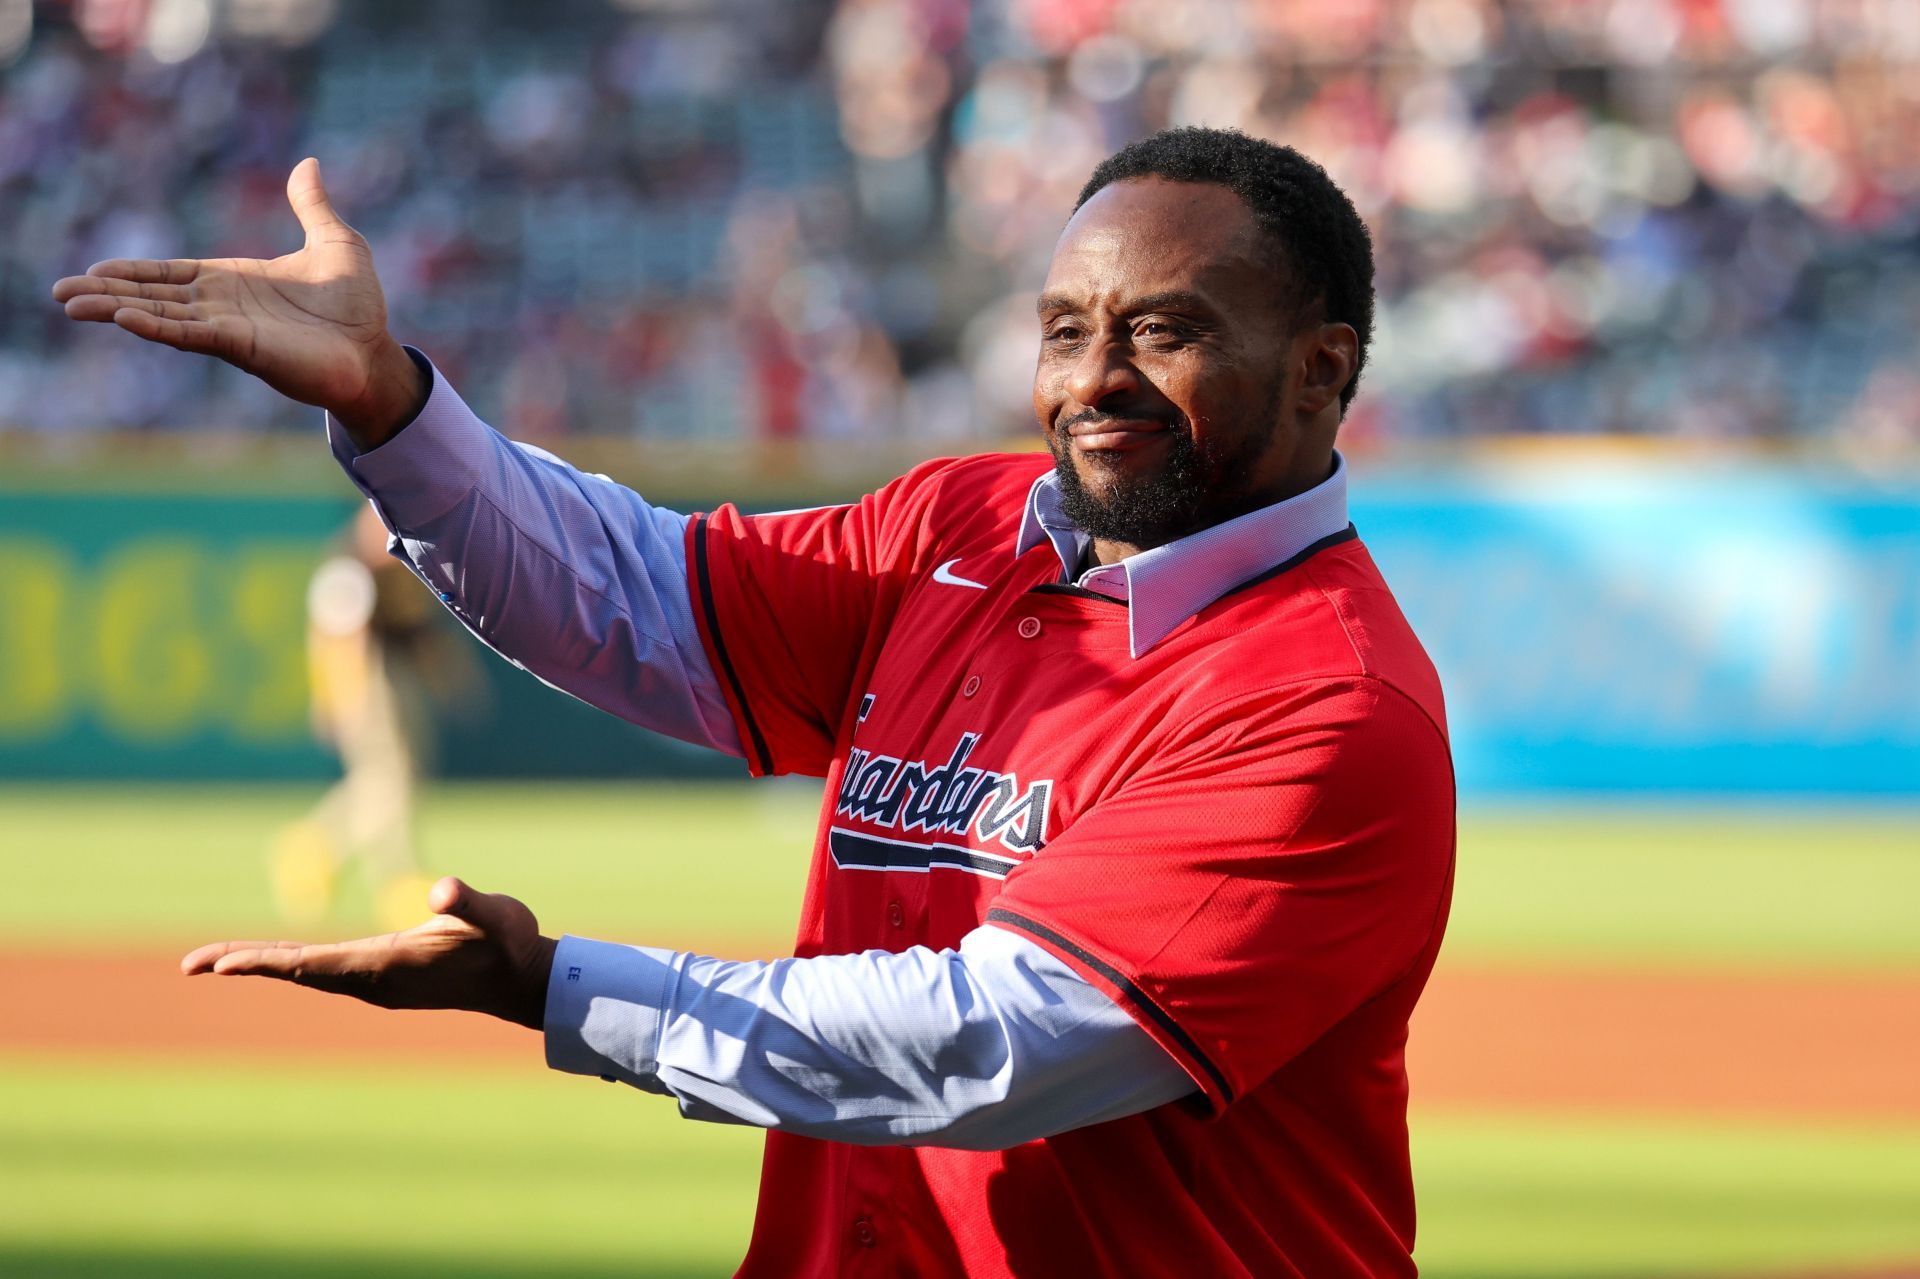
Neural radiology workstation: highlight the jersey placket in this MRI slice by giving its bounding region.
[832,578,1135,1275]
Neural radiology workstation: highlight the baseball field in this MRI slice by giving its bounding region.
[2,783,1916,1278]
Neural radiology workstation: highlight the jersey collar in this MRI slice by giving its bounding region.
[1013,451,1351,658]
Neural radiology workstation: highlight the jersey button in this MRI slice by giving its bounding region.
[962,674,981,698]
[887,900,904,928]
[1017,616,1042,639]
[853,1215,877,1248]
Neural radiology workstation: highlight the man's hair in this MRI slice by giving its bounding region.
[1074,127,1376,412]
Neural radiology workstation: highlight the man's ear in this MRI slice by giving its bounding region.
[1296,323,1358,419]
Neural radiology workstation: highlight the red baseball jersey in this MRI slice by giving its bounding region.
[685,452,1455,1277]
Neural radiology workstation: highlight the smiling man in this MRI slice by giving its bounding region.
[1036,170,1367,561]
[54,127,1454,1276]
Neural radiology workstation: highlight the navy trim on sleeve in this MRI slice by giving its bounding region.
[987,906,1235,1106]
[691,512,775,775]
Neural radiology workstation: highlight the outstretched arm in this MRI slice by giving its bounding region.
[544,926,1196,1150]
[53,160,738,752]
[184,888,1195,1151]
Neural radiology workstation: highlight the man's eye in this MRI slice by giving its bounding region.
[1045,325,1083,344]
[1136,320,1184,341]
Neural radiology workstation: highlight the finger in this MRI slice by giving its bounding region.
[182,939,304,975]
[60,295,127,323]
[66,294,197,324]
[428,875,465,916]
[82,258,200,286]
[112,307,222,354]
[51,275,192,304]
[431,876,521,936]
[211,936,399,989]
[209,945,315,981]
[286,156,347,240]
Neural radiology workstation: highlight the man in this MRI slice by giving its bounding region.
[54,128,1454,1276]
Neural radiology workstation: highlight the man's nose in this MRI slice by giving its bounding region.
[1064,334,1141,410]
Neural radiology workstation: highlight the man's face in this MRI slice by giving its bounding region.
[1032,178,1299,551]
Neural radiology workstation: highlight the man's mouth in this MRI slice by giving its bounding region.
[1065,416,1176,452]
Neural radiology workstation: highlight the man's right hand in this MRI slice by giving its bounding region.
[50,156,426,449]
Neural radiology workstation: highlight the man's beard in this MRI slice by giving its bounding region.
[1049,409,1276,550]
[1049,421,1208,549]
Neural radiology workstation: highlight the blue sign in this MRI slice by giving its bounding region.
[1355,463,1920,795]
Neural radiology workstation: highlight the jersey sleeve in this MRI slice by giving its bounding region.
[685,458,958,778]
[983,678,1455,1114]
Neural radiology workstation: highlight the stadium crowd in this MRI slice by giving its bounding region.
[6,0,1920,451]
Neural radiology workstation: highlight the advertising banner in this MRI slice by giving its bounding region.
[1357,465,1920,795]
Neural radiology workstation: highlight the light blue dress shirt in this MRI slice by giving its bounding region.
[326,349,1350,1148]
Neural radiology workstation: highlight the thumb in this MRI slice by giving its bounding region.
[430,876,521,936]
[286,156,347,240]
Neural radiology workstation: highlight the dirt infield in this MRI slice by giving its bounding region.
[1409,965,1920,1119]
[2,946,1916,1119]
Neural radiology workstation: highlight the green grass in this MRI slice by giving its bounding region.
[1446,805,1920,970]
[1412,1112,1920,1277]
[4,784,1916,968]
[1,1059,1916,1278]
[0,781,821,951]
[0,1058,756,1278]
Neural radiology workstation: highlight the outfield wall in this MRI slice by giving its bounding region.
[0,489,733,783]
[2,460,1914,793]
[1356,463,1919,795]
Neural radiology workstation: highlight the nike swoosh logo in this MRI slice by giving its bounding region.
[932,558,989,590]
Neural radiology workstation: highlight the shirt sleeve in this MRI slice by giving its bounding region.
[543,925,1197,1151]
[983,678,1456,1115]
[687,459,973,778]
[323,348,740,755]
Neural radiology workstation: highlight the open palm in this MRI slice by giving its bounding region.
[51,157,397,418]
[181,876,558,1032]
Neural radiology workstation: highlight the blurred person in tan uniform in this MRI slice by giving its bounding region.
[272,504,457,932]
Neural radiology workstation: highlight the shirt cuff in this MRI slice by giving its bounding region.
[325,346,492,524]
[543,935,681,1088]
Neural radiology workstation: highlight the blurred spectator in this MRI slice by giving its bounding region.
[6,0,1920,448]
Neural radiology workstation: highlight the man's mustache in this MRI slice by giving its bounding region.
[1057,408,1189,435]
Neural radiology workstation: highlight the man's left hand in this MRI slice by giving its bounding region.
[181,877,557,1031]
